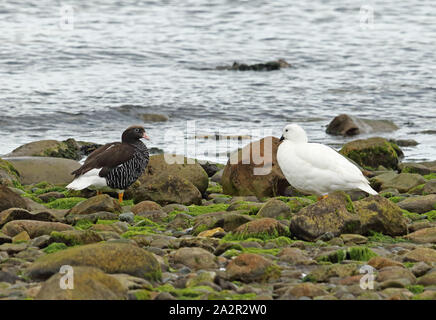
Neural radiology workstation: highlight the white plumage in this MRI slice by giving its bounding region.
[277,124,377,196]
[66,169,107,190]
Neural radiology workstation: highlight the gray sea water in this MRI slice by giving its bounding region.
[1,0,435,163]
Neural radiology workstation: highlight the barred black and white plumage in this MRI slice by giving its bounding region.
[66,126,150,202]
[105,141,149,189]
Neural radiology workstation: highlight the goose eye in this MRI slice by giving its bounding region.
[285,129,288,132]
[134,128,139,132]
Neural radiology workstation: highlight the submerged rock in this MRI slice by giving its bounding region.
[339,137,403,170]
[216,59,290,71]
[221,137,289,198]
[326,114,399,136]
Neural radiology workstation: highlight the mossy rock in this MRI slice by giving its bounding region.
[35,266,127,300]
[354,195,409,236]
[227,218,290,241]
[7,139,81,160]
[192,211,253,235]
[50,229,104,246]
[27,242,161,281]
[339,137,402,170]
[67,195,122,215]
[289,191,360,241]
[225,253,281,283]
[0,157,20,186]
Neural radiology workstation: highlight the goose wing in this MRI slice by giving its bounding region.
[72,143,135,178]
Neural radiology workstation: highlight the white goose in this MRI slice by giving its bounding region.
[277,124,377,199]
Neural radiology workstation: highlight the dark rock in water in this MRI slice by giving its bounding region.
[140,113,169,122]
[389,139,418,147]
[326,114,399,136]
[339,137,403,170]
[149,147,164,155]
[216,59,290,71]
[221,137,290,198]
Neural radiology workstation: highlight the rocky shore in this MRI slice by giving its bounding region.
[0,128,436,300]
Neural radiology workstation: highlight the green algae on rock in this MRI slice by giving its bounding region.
[289,191,360,241]
[339,137,402,170]
[26,242,161,281]
[35,266,127,300]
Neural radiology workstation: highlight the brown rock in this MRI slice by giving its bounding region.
[221,137,290,198]
[0,208,59,228]
[35,267,127,300]
[403,247,436,264]
[67,194,122,216]
[286,283,328,298]
[404,227,436,244]
[277,247,315,265]
[0,186,28,212]
[172,247,218,270]
[368,256,404,270]
[289,192,360,241]
[135,154,208,194]
[232,218,289,239]
[226,253,280,283]
[397,194,436,214]
[1,220,73,238]
[131,201,162,214]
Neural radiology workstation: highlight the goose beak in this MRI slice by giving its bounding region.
[279,135,284,141]
[143,132,150,140]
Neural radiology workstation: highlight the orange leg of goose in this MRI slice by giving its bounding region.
[118,192,124,203]
[317,195,329,201]
[97,190,102,195]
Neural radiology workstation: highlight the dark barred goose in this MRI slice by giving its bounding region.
[66,126,150,202]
